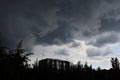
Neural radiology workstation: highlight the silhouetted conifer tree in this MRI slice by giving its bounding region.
[14,40,33,69]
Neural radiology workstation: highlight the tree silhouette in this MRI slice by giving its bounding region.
[0,46,8,69]
[110,57,120,70]
[14,40,33,69]
[0,41,33,69]
[77,61,83,71]
[96,66,101,71]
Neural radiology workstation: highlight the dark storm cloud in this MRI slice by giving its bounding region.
[54,49,69,56]
[87,32,120,47]
[0,0,60,49]
[100,12,120,32]
[1,0,120,50]
[35,21,73,45]
[86,47,112,57]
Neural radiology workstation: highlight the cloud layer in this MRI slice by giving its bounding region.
[1,0,120,52]
[55,49,69,56]
[86,47,113,57]
[87,32,120,47]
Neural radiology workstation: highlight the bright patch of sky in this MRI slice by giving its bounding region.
[29,40,116,69]
[113,45,120,57]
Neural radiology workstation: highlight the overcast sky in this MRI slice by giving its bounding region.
[1,0,120,69]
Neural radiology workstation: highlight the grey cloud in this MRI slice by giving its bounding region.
[86,48,101,57]
[1,0,120,50]
[54,49,69,56]
[102,47,113,56]
[0,0,59,49]
[69,41,81,48]
[35,21,73,45]
[86,47,112,57]
[87,32,120,47]
[100,15,120,32]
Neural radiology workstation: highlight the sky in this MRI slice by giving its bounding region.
[1,0,120,69]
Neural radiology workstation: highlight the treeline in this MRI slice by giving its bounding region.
[0,41,120,80]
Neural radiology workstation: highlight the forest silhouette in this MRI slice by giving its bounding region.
[0,41,120,80]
